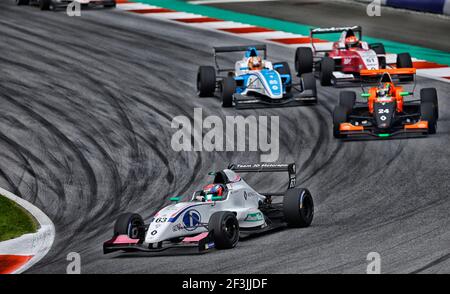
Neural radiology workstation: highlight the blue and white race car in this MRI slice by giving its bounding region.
[197,45,317,109]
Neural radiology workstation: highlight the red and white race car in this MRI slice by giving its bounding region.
[294,26,414,86]
[15,0,116,11]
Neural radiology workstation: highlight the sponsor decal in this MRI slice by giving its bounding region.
[183,209,201,231]
[244,212,264,222]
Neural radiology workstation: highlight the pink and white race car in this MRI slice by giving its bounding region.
[295,26,414,86]
[103,163,314,254]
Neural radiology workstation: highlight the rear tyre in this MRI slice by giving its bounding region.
[16,0,29,5]
[113,213,145,242]
[339,91,356,114]
[420,88,439,120]
[283,188,314,228]
[369,43,386,55]
[221,77,236,108]
[274,62,292,93]
[39,0,52,10]
[295,47,314,76]
[421,102,437,134]
[397,53,414,82]
[302,72,317,102]
[333,105,348,138]
[197,66,216,97]
[209,211,239,249]
[319,57,334,86]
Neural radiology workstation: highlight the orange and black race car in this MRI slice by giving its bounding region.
[332,68,439,139]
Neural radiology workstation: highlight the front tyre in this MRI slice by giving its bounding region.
[221,77,236,108]
[339,91,356,114]
[319,57,335,86]
[333,105,348,139]
[197,66,216,97]
[421,102,437,134]
[113,213,146,242]
[283,188,314,228]
[295,47,314,76]
[420,88,439,120]
[209,211,239,249]
[397,53,414,82]
[302,72,317,102]
[39,0,52,10]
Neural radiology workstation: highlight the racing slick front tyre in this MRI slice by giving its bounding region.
[209,211,239,249]
[283,188,314,228]
[319,57,335,86]
[197,66,216,97]
[274,62,292,93]
[295,47,314,76]
[339,91,356,114]
[420,88,439,120]
[333,105,348,139]
[397,53,414,82]
[113,213,146,242]
[16,0,29,5]
[221,77,236,108]
[421,102,437,134]
[302,73,317,102]
[369,43,386,55]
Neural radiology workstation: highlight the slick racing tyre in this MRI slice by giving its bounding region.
[283,188,314,228]
[209,211,239,249]
[319,57,335,86]
[114,213,146,242]
[420,88,439,120]
[16,0,29,5]
[295,47,314,76]
[221,77,236,108]
[274,62,292,93]
[421,102,437,134]
[333,105,348,138]
[302,72,317,102]
[397,53,414,82]
[339,91,356,114]
[197,66,216,97]
[369,43,386,55]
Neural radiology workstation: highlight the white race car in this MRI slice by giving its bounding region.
[103,163,314,254]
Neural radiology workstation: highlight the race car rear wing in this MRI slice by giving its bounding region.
[310,26,362,53]
[360,68,416,77]
[213,44,267,73]
[228,163,296,190]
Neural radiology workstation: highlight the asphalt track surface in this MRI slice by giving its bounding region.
[208,0,450,52]
[0,1,449,273]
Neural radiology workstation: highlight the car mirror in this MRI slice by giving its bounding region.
[211,196,223,201]
[400,92,411,97]
[361,93,371,98]
[169,196,181,203]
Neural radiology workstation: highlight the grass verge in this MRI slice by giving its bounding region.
[0,195,38,242]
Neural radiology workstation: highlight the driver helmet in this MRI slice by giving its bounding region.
[345,36,360,49]
[248,56,263,70]
[202,184,225,201]
[377,83,391,98]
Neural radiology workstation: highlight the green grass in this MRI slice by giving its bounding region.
[0,195,38,242]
